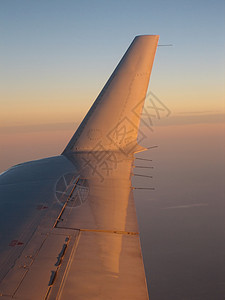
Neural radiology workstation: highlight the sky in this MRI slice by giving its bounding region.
[0,1,224,298]
[0,0,224,172]
[134,122,225,299]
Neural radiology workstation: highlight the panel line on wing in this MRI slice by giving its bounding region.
[44,236,71,299]
[47,231,81,300]
[80,228,139,235]
[53,176,80,228]
[53,227,139,235]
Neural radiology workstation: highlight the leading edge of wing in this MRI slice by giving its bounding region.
[63,35,159,155]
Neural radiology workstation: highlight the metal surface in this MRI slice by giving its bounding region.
[63,35,159,153]
[49,230,147,300]
[0,35,159,299]
[0,156,76,285]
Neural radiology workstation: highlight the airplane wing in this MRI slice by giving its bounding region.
[0,35,159,299]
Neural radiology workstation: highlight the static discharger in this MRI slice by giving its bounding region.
[132,173,153,178]
[146,145,158,150]
[158,44,173,47]
[132,187,155,190]
[135,157,152,162]
[135,166,154,169]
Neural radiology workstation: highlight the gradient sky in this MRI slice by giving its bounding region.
[0,0,225,170]
[0,2,224,297]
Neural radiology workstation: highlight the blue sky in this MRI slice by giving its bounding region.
[1,0,224,115]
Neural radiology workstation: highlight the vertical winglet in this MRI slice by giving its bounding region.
[63,35,159,154]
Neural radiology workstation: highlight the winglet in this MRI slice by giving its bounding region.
[63,35,159,155]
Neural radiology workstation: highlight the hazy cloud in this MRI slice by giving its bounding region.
[0,122,78,134]
[141,113,225,127]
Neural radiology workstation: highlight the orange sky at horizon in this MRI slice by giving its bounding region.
[1,120,224,174]
[1,82,224,128]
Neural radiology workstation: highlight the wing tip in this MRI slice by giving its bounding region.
[135,34,160,39]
